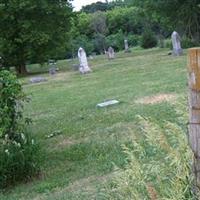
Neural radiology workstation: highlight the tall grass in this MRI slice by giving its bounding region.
[104,113,197,199]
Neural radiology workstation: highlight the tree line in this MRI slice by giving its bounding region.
[0,0,199,74]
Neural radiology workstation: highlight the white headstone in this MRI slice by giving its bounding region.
[171,31,183,56]
[107,47,115,59]
[78,47,91,74]
[124,40,129,52]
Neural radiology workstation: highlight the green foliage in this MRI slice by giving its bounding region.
[0,70,41,189]
[0,70,26,139]
[106,30,124,51]
[127,34,141,46]
[141,31,157,49]
[0,0,72,74]
[164,38,172,49]
[106,7,143,35]
[71,35,95,56]
[0,132,41,189]
[81,1,110,13]
[181,36,197,49]
[128,0,200,44]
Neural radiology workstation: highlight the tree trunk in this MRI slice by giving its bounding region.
[188,48,200,189]
[16,63,28,75]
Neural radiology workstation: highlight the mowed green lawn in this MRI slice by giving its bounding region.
[0,48,188,199]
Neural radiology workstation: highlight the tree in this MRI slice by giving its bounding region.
[126,0,200,43]
[0,0,72,74]
[90,11,108,53]
[81,1,110,13]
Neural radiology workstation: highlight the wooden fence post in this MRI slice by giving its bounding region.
[188,48,200,188]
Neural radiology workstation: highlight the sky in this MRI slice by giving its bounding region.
[72,0,106,11]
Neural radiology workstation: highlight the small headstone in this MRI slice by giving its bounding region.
[107,47,115,59]
[48,60,57,75]
[97,100,119,108]
[171,31,183,56]
[78,47,92,74]
[124,39,131,53]
[29,76,47,84]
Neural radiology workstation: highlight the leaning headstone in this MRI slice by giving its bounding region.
[48,59,57,75]
[29,77,47,84]
[124,39,131,53]
[107,47,115,59]
[171,31,183,56]
[97,99,119,108]
[78,47,91,74]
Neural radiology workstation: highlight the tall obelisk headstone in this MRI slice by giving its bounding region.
[171,31,183,56]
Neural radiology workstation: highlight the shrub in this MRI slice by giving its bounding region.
[105,30,124,51]
[181,36,196,49]
[164,38,172,49]
[0,132,41,189]
[0,70,41,189]
[140,31,157,49]
[127,34,141,47]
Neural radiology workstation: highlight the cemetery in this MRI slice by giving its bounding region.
[0,0,200,200]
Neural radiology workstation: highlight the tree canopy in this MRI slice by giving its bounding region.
[0,0,72,74]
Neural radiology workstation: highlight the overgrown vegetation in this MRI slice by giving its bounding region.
[0,70,41,189]
[141,31,157,49]
[104,116,196,199]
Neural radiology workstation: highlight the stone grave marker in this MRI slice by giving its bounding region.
[78,47,91,74]
[97,100,119,108]
[107,47,115,59]
[171,31,183,56]
[48,59,57,75]
[124,39,131,53]
[29,76,47,84]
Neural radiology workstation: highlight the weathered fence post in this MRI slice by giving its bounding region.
[188,48,200,188]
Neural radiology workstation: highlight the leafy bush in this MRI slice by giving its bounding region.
[0,132,41,189]
[164,38,172,49]
[127,34,141,47]
[71,35,95,57]
[0,70,41,189]
[141,31,157,49]
[0,70,26,139]
[105,30,124,51]
[181,36,196,49]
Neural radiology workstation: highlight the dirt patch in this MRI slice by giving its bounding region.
[135,94,177,105]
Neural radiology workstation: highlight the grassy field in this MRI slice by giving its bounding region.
[0,48,191,199]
